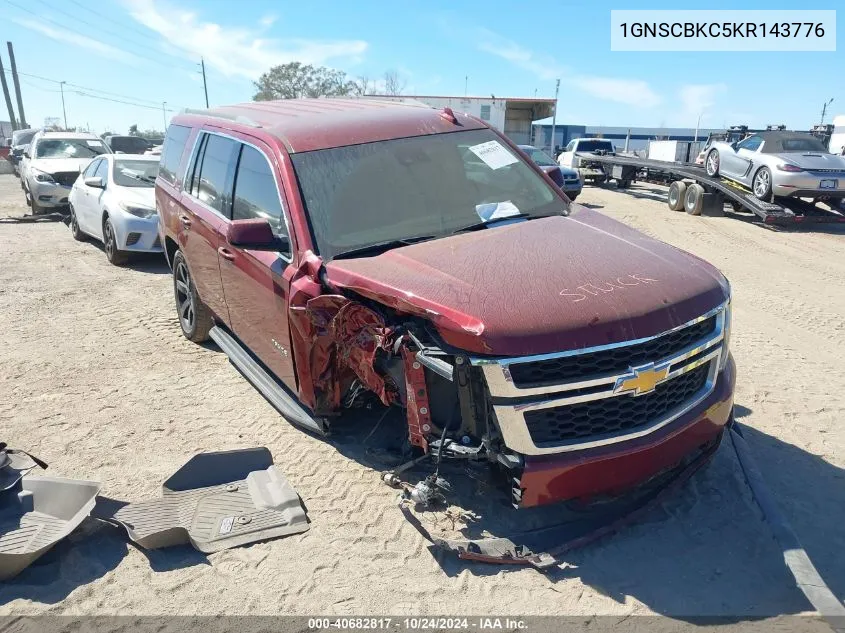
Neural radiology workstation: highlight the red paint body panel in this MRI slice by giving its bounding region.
[327,209,728,356]
[519,356,735,507]
[181,99,486,154]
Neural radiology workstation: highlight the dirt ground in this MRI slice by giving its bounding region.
[1,173,844,618]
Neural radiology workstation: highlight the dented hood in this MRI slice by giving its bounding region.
[325,209,728,356]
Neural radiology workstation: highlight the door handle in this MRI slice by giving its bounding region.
[218,247,236,261]
[179,214,192,229]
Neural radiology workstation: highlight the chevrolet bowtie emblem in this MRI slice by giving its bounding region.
[614,362,670,396]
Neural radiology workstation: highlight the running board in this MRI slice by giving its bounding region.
[209,326,327,436]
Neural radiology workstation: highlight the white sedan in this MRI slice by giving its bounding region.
[68,154,162,265]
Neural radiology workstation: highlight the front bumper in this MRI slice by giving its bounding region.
[562,181,582,197]
[111,213,163,253]
[30,181,72,208]
[518,354,734,507]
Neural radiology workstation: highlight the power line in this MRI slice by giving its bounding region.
[64,0,169,44]
[3,68,182,112]
[5,0,196,73]
[32,0,195,69]
[4,68,164,106]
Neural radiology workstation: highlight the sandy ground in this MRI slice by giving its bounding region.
[1,174,844,618]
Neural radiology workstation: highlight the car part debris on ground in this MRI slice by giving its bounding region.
[0,446,308,579]
[0,444,99,581]
[95,448,309,553]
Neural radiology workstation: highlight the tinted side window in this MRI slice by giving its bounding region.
[196,134,238,213]
[83,159,101,178]
[737,136,762,151]
[159,124,191,185]
[94,159,109,182]
[232,145,289,249]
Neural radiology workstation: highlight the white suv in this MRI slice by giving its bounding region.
[21,132,110,214]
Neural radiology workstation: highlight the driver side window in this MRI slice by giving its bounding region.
[737,136,762,152]
[565,141,576,152]
[83,159,101,178]
[94,159,109,184]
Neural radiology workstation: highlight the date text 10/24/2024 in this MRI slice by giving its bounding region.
[307,617,528,630]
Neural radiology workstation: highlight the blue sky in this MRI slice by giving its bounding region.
[2,0,842,135]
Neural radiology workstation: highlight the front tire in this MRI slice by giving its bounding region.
[102,216,129,265]
[752,167,773,202]
[69,206,86,241]
[172,249,214,343]
[705,150,720,177]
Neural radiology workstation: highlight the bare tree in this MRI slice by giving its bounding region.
[349,75,377,96]
[383,70,406,96]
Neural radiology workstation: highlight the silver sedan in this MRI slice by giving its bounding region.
[704,131,845,202]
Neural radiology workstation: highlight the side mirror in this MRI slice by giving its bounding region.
[23,150,30,159]
[227,218,289,252]
[84,176,105,188]
[730,142,739,151]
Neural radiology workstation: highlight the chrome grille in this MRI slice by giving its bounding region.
[471,303,728,456]
[524,363,709,445]
[509,315,716,388]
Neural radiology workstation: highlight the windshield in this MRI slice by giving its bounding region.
[35,138,109,159]
[577,140,614,152]
[291,129,565,261]
[113,159,158,187]
[108,136,150,154]
[12,129,36,146]
[780,137,828,153]
[521,146,557,167]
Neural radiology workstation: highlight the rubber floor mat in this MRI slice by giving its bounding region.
[99,448,309,553]
[0,476,100,581]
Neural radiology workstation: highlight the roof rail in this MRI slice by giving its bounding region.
[181,108,263,128]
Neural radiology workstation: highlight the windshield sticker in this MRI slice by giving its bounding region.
[475,201,520,222]
[468,140,519,170]
[86,140,102,147]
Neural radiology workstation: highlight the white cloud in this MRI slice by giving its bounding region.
[12,18,143,66]
[679,83,727,120]
[469,26,660,108]
[571,76,662,108]
[123,0,368,79]
[475,28,564,81]
[259,14,278,28]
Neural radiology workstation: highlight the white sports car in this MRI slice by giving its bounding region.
[68,154,162,265]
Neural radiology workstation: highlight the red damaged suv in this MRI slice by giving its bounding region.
[156,99,734,508]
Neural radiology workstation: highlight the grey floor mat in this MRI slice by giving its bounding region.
[0,476,100,580]
[99,448,309,553]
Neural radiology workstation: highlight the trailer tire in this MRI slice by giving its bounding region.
[684,183,705,215]
[705,150,720,177]
[667,181,687,211]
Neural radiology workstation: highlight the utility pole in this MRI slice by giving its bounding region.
[464,75,468,97]
[162,102,167,130]
[0,53,18,131]
[7,42,26,128]
[821,98,834,125]
[200,58,209,107]
[549,78,560,156]
[694,111,703,143]
[59,81,68,129]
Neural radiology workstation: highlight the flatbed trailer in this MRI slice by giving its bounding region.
[574,152,845,226]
